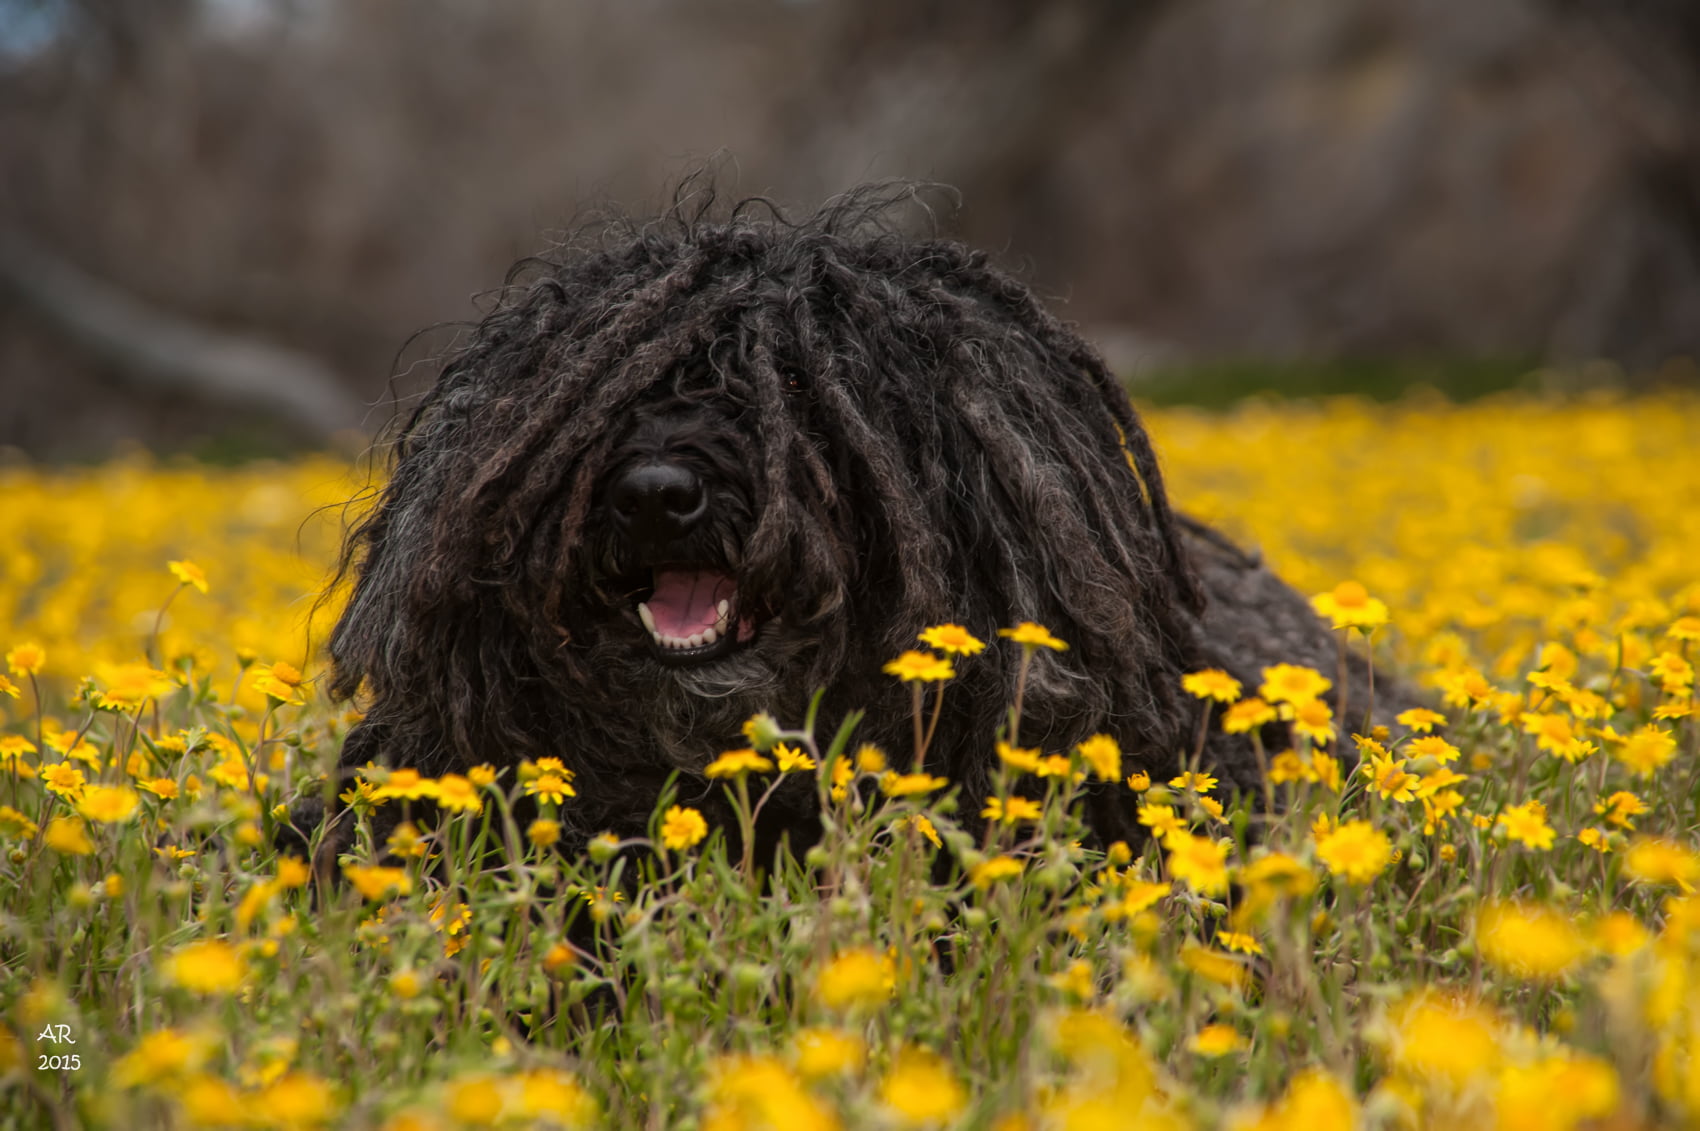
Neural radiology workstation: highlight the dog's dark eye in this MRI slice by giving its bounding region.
[782,369,808,395]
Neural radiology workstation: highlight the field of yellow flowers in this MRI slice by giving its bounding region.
[2,390,1699,1130]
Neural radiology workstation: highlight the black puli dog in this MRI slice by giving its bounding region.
[319,185,1389,861]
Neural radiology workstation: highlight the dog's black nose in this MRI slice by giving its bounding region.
[608,461,708,542]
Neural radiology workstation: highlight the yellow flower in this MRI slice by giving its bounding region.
[112,1029,210,1087]
[1396,706,1446,732]
[511,1069,596,1125]
[1623,837,1699,891]
[793,1027,866,1080]
[167,559,210,593]
[1267,750,1308,784]
[881,650,956,682]
[1034,754,1077,780]
[1576,827,1612,853]
[998,622,1068,651]
[706,1054,835,1131]
[527,819,561,848]
[165,940,247,994]
[91,662,174,712]
[971,855,1024,887]
[468,763,498,787]
[1310,752,1342,792]
[1181,669,1242,702]
[1046,959,1095,1001]
[76,784,140,824]
[541,943,576,976]
[138,777,180,800]
[660,805,708,850]
[1593,790,1648,829]
[918,623,985,656]
[1669,615,1700,641]
[1389,993,1502,1087]
[1076,734,1122,780]
[815,948,891,1012]
[1420,790,1465,835]
[1314,819,1393,885]
[275,857,311,888]
[1239,852,1317,897]
[434,774,482,813]
[520,756,568,780]
[1414,767,1467,798]
[1179,943,1248,990]
[898,814,942,847]
[704,748,774,779]
[997,741,1041,774]
[1591,911,1650,956]
[854,745,888,773]
[1649,650,1694,692]
[774,743,816,773]
[251,666,305,705]
[5,642,45,676]
[1523,712,1595,763]
[1262,1069,1356,1131]
[1136,803,1186,842]
[1217,930,1263,955]
[0,805,39,838]
[343,865,412,901]
[1124,770,1151,791]
[1260,663,1332,706]
[1222,697,1277,733]
[1405,734,1461,764]
[1187,1023,1245,1056]
[387,819,428,857]
[1165,831,1230,896]
[1475,901,1586,980]
[1119,880,1171,916]
[1610,724,1677,777]
[445,1074,504,1126]
[1289,698,1336,746]
[1438,667,1497,709]
[523,772,575,804]
[1311,580,1389,630]
[372,768,439,802]
[981,795,1042,824]
[0,674,17,700]
[43,816,94,855]
[1168,770,1217,793]
[880,1051,965,1127]
[41,762,87,801]
[1363,753,1417,803]
[1496,800,1556,850]
[880,771,950,797]
[1498,1056,1619,1131]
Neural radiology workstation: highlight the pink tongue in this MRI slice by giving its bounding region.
[647,569,736,638]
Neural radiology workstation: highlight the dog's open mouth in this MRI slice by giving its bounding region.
[634,565,757,665]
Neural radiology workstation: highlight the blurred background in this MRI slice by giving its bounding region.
[1,0,1698,462]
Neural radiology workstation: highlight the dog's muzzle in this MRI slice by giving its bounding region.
[605,457,757,666]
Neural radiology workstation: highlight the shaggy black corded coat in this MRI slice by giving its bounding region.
[309,186,1406,863]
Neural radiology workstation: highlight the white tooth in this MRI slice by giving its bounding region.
[717,599,729,618]
[638,603,656,632]
[651,630,664,646]
[702,626,718,645]
[687,632,703,648]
